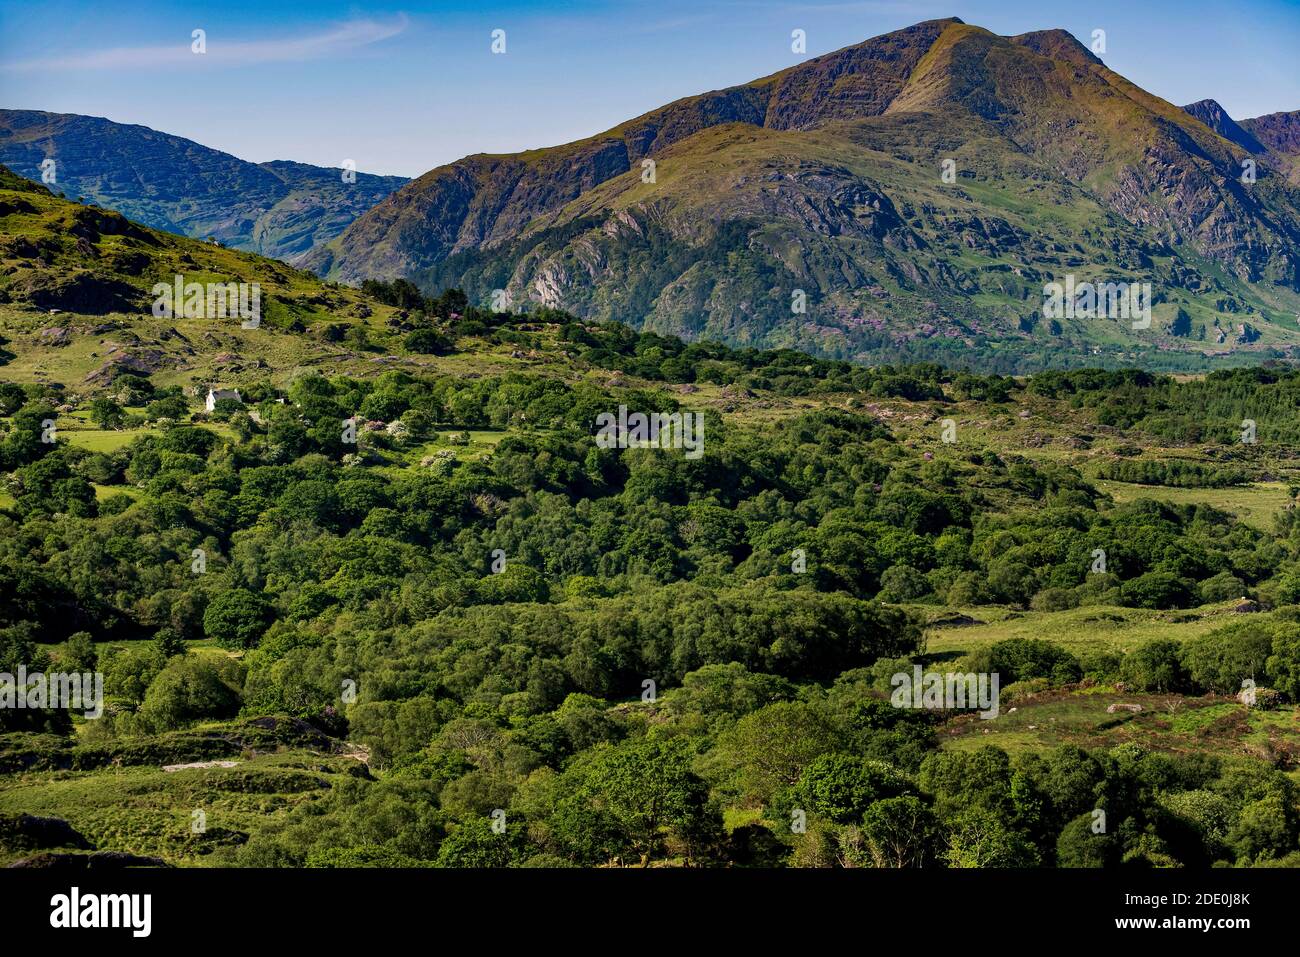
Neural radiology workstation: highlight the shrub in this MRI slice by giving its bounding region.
[203,589,273,650]
[1181,623,1273,694]
[793,753,910,824]
[1121,571,1195,610]
[1121,639,1190,693]
[1198,572,1247,604]
[1030,587,1078,612]
[137,655,245,732]
[967,638,1080,686]
[405,329,452,355]
[878,564,929,602]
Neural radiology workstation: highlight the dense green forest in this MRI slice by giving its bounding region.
[5,292,1300,869]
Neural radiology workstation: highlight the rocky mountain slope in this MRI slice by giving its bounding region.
[1241,109,1300,158]
[0,110,406,263]
[305,18,1300,372]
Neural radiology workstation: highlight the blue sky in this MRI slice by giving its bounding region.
[2,0,1298,177]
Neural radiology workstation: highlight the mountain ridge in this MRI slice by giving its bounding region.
[1241,109,1300,157]
[0,109,407,263]
[302,18,1300,372]
[0,160,418,393]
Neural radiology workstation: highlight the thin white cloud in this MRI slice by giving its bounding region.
[3,15,408,72]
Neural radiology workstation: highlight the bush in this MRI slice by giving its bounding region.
[58,632,97,671]
[792,753,910,824]
[101,644,166,708]
[967,638,1081,686]
[1121,639,1189,693]
[137,655,245,732]
[405,329,452,355]
[1030,587,1078,612]
[944,572,989,606]
[1181,623,1273,694]
[1264,624,1300,701]
[1121,571,1195,610]
[857,796,943,868]
[878,564,929,602]
[1198,572,1247,604]
[203,589,273,650]
[1056,812,1118,867]
[1262,573,1300,606]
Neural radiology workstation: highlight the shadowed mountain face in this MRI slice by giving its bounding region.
[0,110,407,264]
[1182,99,1266,154]
[303,18,1300,372]
[1241,110,1300,157]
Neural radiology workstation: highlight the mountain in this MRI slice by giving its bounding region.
[1241,110,1300,157]
[1180,102,1300,185]
[1181,99,1265,153]
[305,18,1300,372]
[0,110,407,264]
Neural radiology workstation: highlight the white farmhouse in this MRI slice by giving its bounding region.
[205,388,242,412]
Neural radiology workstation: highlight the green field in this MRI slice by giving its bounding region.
[940,688,1300,771]
[0,750,364,867]
[924,601,1257,660]
[1094,480,1292,531]
[64,427,159,453]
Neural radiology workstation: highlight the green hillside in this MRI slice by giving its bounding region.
[5,177,1300,869]
[0,163,427,393]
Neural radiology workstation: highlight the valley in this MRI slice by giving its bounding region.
[3,12,1300,877]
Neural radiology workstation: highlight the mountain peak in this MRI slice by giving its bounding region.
[1009,29,1103,67]
[290,17,1300,370]
[1182,98,1266,153]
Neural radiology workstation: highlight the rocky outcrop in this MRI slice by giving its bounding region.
[12,270,142,314]
[0,813,93,852]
